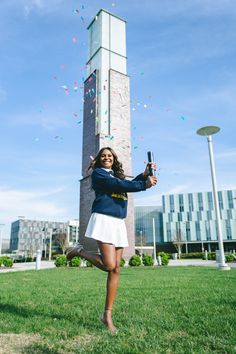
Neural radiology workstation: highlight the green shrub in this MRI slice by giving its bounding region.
[3,257,13,267]
[225,254,235,263]
[181,252,203,259]
[69,256,81,267]
[86,260,93,267]
[120,257,126,267]
[54,255,67,267]
[142,255,154,266]
[26,256,33,262]
[129,255,141,267]
[158,252,169,266]
[207,252,216,260]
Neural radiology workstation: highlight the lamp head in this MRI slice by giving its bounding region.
[196,126,220,136]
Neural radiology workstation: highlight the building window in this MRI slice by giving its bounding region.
[179,194,184,212]
[225,220,232,240]
[198,193,204,211]
[170,195,175,212]
[207,192,213,210]
[168,213,173,222]
[178,212,182,222]
[167,224,172,242]
[227,209,232,220]
[188,193,194,211]
[205,221,211,240]
[186,222,190,241]
[162,196,166,213]
[207,210,212,220]
[227,190,234,209]
[195,221,201,241]
[218,191,224,209]
[187,212,192,221]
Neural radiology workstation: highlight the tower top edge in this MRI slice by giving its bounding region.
[87,8,127,30]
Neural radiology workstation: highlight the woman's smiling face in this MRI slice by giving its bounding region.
[100,149,114,169]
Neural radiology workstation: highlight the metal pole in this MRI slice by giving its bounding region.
[207,135,230,270]
[0,224,4,255]
[140,230,143,257]
[152,218,158,265]
[36,249,41,270]
[49,230,52,261]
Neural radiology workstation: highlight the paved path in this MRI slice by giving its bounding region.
[169,259,236,268]
[0,261,56,273]
[0,259,235,273]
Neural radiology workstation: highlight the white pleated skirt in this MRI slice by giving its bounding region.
[85,212,129,248]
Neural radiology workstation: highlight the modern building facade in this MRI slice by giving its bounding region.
[135,206,163,246]
[9,219,78,256]
[79,9,135,259]
[162,189,236,252]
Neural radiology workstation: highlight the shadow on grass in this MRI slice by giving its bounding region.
[0,303,68,320]
[24,342,60,354]
[0,303,104,333]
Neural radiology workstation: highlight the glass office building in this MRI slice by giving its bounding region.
[162,189,236,252]
[135,206,163,246]
[10,219,79,256]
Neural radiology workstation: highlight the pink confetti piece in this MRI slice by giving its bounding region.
[52,76,57,80]
[73,9,79,14]
[60,65,65,69]
[90,155,94,160]
[73,113,78,117]
[72,37,77,44]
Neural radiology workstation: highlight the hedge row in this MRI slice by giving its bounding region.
[55,253,170,268]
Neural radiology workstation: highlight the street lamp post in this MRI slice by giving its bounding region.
[140,230,143,258]
[0,224,5,255]
[152,218,158,265]
[196,126,230,270]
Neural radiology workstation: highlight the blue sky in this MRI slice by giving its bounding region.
[1,0,236,239]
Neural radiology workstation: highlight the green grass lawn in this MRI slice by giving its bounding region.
[0,266,236,354]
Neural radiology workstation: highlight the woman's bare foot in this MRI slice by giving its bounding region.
[101,310,117,333]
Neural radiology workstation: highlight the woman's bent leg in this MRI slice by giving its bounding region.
[68,241,116,272]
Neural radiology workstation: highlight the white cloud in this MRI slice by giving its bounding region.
[0,186,68,236]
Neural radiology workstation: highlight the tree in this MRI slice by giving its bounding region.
[172,229,185,259]
[54,232,69,255]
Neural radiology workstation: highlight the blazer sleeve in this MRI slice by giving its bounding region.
[92,169,146,193]
[132,173,147,182]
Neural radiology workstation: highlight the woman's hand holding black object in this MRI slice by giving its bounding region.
[145,176,157,189]
[143,163,156,178]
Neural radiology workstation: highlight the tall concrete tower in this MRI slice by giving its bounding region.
[79,9,134,260]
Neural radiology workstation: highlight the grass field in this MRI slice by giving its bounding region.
[0,266,236,354]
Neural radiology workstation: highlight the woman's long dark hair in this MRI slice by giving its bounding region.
[88,147,126,180]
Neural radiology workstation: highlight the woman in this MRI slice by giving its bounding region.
[67,147,157,332]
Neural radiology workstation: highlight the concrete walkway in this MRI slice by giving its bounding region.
[0,261,56,273]
[169,259,236,268]
[0,259,235,274]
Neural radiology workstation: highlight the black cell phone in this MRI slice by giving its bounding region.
[147,151,155,176]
